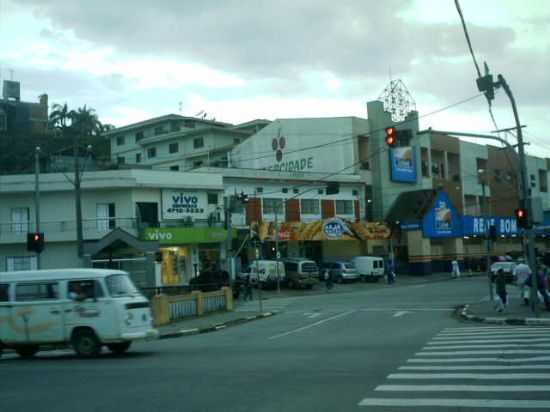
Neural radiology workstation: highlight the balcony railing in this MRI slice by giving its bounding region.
[0,218,137,243]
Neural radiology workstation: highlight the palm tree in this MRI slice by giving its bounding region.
[70,105,103,139]
[49,103,72,136]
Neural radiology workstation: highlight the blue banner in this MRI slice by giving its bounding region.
[462,216,519,236]
[422,191,462,238]
[389,146,417,183]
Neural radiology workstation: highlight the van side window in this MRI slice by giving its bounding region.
[285,262,298,271]
[16,282,59,301]
[0,284,9,301]
[68,280,104,300]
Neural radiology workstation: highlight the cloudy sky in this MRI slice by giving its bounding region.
[1,0,549,156]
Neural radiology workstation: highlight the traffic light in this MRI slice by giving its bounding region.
[238,191,249,203]
[489,225,497,241]
[514,207,529,229]
[385,127,395,147]
[26,232,45,253]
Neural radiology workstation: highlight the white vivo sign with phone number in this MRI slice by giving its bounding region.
[162,190,208,220]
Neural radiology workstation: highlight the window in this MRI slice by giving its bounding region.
[116,136,125,146]
[539,170,548,193]
[136,153,142,163]
[135,131,144,141]
[154,126,165,136]
[293,188,299,194]
[97,203,116,231]
[16,282,58,301]
[68,280,104,300]
[193,137,204,149]
[170,121,180,132]
[170,165,180,171]
[183,119,195,128]
[193,160,203,168]
[117,156,125,165]
[208,193,218,205]
[0,284,10,301]
[6,256,37,271]
[147,147,157,158]
[256,187,263,193]
[11,207,29,233]
[300,199,320,214]
[106,274,138,297]
[169,142,179,154]
[336,200,353,215]
[262,198,283,215]
[233,138,240,144]
[282,188,288,194]
[352,190,358,196]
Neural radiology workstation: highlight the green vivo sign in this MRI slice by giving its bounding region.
[142,227,234,244]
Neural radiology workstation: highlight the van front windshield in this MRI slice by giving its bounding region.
[106,274,139,297]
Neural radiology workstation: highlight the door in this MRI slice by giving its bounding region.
[64,279,117,341]
[11,281,64,344]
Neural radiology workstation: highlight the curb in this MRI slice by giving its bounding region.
[158,312,275,340]
[457,304,550,326]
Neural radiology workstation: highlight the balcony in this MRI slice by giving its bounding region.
[0,218,138,244]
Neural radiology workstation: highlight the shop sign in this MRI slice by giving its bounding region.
[142,227,233,244]
[323,218,347,239]
[462,216,518,236]
[389,146,417,183]
[422,191,462,238]
[162,190,208,220]
[400,222,421,231]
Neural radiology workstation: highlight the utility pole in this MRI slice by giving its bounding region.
[274,204,281,294]
[73,129,84,259]
[479,170,493,302]
[34,146,41,269]
[225,195,233,280]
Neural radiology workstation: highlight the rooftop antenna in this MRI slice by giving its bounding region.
[178,101,183,113]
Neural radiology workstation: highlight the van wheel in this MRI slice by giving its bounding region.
[15,346,39,358]
[72,329,101,358]
[107,342,132,355]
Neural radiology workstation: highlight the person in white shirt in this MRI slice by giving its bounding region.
[513,260,532,306]
[451,259,460,279]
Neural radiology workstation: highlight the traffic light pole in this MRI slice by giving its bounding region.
[497,75,538,316]
[480,178,493,302]
[34,146,41,269]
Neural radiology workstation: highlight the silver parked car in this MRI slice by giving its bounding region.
[321,261,360,283]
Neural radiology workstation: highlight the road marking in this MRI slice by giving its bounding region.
[438,331,550,337]
[443,326,550,332]
[360,307,452,312]
[423,343,550,350]
[358,398,550,408]
[267,310,354,340]
[428,338,550,344]
[393,310,411,318]
[408,356,550,363]
[375,384,550,392]
[304,312,321,319]
[388,372,550,380]
[417,349,550,355]
[400,365,550,370]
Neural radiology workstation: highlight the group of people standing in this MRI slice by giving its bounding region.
[493,258,550,313]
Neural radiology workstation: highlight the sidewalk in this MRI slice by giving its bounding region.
[459,292,550,325]
[158,310,274,339]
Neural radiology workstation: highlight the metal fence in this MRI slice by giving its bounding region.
[169,298,198,321]
[203,293,226,314]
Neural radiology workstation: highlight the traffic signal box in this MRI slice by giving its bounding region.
[27,232,45,253]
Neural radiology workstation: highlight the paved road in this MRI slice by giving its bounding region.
[2,277,550,411]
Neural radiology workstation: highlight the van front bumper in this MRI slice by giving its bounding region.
[120,329,159,341]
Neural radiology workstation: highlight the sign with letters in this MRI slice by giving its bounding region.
[162,190,208,220]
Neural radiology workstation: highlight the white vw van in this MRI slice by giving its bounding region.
[352,256,385,282]
[0,268,158,358]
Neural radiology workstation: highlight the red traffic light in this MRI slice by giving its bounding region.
[515,208,525,219]
[33,233,41,241]
[514,207,529,229]
[385,127,395,146]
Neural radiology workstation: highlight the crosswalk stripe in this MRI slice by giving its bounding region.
[400,365,550,370]
[443,327,550,332]
[418,349,550,355]
[423,343,550,350]
[375,384,550,392]
[438,331,550,337]
[388,372,550,379]
[358,398,550,408]
[408,356,550,363]
[428,338,550,344]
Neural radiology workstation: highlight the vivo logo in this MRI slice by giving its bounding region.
[147,231,173,241]
[172,194,198,205]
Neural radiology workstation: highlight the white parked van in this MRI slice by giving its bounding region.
[0,268,158,359]
[244,260,286,288]
[352,256,385,282]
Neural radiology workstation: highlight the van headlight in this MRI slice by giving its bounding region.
[125,312,134,326]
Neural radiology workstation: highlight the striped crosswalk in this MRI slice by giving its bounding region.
[358,325,550,409]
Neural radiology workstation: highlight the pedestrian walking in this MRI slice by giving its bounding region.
[535,261,550,311]
[243,275,253,301]
[386,258,395,285]
[513,259,531,305]
[494,269,507,312]
[451,259,461,279]
[324,269,333,292]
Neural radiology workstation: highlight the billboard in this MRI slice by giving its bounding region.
[389,146,417,183]
[462,216,518,236]
[251,219,391,241]
[422,191,462,238]
[162,190,208,220]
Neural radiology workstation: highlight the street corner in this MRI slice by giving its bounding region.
[158,312,276,340]
[457,303,550,326]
